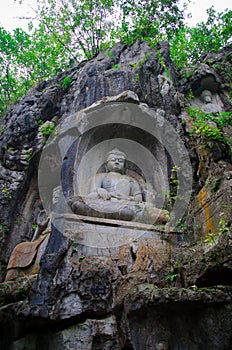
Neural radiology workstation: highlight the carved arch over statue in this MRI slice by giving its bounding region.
[61,122,169,209]
[39,97,192,228]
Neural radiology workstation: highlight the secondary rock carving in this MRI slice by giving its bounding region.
[200,89,223,113]
[4,210,51,281]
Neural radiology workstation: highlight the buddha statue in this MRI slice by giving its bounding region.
[69,149,169,225]
[156,341,168,350]
[200,90,222,113]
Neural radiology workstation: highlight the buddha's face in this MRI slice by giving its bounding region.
[201,91,212,104]
[106,154,125,173]
[156,342,168,350]
[204,95,212,103]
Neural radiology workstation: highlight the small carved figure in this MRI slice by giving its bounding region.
[5,210,51,282]
[200,90,222,113]
[69,149,169,225]
[156,341,168,350]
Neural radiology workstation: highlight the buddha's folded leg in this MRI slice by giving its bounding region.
[139,205,169,224]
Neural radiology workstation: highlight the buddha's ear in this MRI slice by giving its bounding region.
[104,161,110,173]
[97,162,108,173]
[123,159,127,174]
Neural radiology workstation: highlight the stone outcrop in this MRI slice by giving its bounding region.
[0,41,180,265]
[0,41,231,349]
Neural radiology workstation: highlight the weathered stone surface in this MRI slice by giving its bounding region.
[0,40,181,265]
[0,275,37,306]
[0,41,231,349]
[24,227,171,321]
[186,167,232,239]
[10,315,119,350]
[174,232,232,289]
[122,301,232,350]
[2,287,232,350]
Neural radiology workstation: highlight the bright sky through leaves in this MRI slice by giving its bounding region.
[0,0,231,32]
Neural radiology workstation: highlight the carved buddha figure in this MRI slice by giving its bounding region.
[69,149,169,224]
[200,90,222,113]
[87,149,143,202]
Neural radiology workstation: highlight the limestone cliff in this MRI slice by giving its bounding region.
[0,41,231,350]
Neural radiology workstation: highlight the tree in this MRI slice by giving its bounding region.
[30,0,185,57]
[0,25,70,116]
[119,0,185,44]
[0,27,31,114]
[34,0,118,59]
[1,1,231,116]
[170,7,232,69]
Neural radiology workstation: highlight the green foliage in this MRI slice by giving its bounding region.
[16,286,28,300]
[129,62,137,68]
[62,76,72,89]
[70,238,79,253]
[0,282,9,307]
[212,178,221,193]
[165,261,181,282]
[185,90,194,101]
[157,51,171,79]
[38,120,56,143]
[0,24,71,117]
[170,7,232,69]
[38,120,55,134]
[208,111,232,128]
[15,0,184,61]
[0,223,9,234]
[204,214,230,246]
[79,255,86,262]
[166,165,181,208]
[137,53,152,68]
[1,1,231,116]
[1,188,12,199]
[187,107,232,143]
[70,238,85,260]
[0,27,30,115]
[36,0,117,60]
[25,149,33,160]
[119,0,184,46]
[32,223,37,231]
[218,216,230,234]
[105,50,115,58]
[165,272,179,281]
[194,124,222,141]
[204,231,220,246]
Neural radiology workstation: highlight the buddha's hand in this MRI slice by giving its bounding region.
[96,188,111,200]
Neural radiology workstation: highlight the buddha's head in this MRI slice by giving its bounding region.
[156,341,168,350]
[105,149,126,173]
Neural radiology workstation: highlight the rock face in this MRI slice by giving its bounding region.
[0,41,231,349]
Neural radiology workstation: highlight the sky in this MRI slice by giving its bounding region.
[182,0,232,26]
[0,0,231,32]
[0,0,38,31]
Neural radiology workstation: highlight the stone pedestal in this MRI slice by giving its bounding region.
[53,213,178,258]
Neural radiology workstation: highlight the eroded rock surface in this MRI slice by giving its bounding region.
[0,41,231,349]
